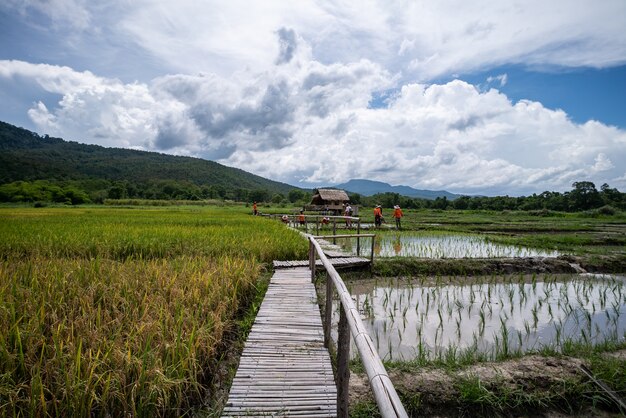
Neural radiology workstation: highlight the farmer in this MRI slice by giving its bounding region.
[393,205,404,230]
[281,214,290,223]
[252,201,258,216]
[298,210,306,228]
[344,203,353,228]
[373,205,382,227]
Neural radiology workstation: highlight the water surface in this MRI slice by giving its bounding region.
[339,233,559,258]
[330,274,626,361]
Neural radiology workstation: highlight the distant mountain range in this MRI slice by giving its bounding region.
[332,179,461,200]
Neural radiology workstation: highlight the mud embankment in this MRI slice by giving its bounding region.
[373,255,626,277]
[350,351,626,417]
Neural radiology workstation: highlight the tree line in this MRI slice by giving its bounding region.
[0,179,301,205]
[354,181,624,213]
[0,179,623,214]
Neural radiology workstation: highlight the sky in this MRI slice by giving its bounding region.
[1,0,625,196]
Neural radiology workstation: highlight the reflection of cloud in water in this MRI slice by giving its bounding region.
[341,233,559,258]
[331,275,626,361]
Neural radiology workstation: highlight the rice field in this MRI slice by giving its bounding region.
[332,274,626,362]
[337,232,560,258]
[0,206,308,416]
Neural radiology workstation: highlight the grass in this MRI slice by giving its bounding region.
[0,206,308,416]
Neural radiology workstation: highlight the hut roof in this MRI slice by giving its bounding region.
[314,188,350,202]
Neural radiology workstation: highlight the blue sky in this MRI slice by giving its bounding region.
[1,0,625,196]
[461,65,626,128]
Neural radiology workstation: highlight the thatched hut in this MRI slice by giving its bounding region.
[309,188,350,214]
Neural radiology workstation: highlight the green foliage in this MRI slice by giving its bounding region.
[0,180,91,204]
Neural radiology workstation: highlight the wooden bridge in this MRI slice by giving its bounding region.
[222,232,408,418]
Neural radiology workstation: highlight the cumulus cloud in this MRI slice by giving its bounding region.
[275,28,298,65]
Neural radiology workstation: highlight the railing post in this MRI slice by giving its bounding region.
[308,239,314,280]
[316,216,320,235]
[324,271,332,348]
[356,219,361,256]
[311,244,317,282]
[337,303,350,418]
[370,235,375,265]
[332,219,337,244]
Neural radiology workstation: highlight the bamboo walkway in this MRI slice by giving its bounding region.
[273,236,370,270]
[273,257,369,269]
[222,267,337,417]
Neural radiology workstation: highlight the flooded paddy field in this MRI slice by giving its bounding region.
[336,232,560,258]
[329,274,626,361]
[303,210,626,415]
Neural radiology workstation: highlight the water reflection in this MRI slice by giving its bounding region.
[341,233,559,258]
[330,275,626,361]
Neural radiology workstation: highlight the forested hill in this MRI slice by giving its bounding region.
[0,121,299,201]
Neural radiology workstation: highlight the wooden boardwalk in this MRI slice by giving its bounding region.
[273,257,369,269]
[273,235,371,270]
[222,267,337,417]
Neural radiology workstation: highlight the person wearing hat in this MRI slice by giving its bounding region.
[374,205,382,227]
[393,205,404,230]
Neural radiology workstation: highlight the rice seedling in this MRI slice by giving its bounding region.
[334,273,626,363]
[344,231,560,258]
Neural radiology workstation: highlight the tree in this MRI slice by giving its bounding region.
[271,193,284,204]
[569,181,602,211]
[288,189,307,203]
[348,193,361,204]
[453,195,470,210]
[432,196,449,210]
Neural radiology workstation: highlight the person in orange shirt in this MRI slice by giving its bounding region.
[393,205,403,230]
[252,201,258,216]
[374,205,382,227]
[298,210,306,228]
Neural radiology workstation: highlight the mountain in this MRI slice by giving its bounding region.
[0,121,298,196]
[332,179,461,200]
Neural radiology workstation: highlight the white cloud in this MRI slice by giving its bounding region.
[487,74,508,87]
[8,0,621,81]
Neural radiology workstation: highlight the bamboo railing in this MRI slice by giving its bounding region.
[267,213,365,251]
[308,236,408,418]
[266,214,361,244]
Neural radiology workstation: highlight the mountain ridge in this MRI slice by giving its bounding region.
[331,179,461,200]
[0,120,299,196]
